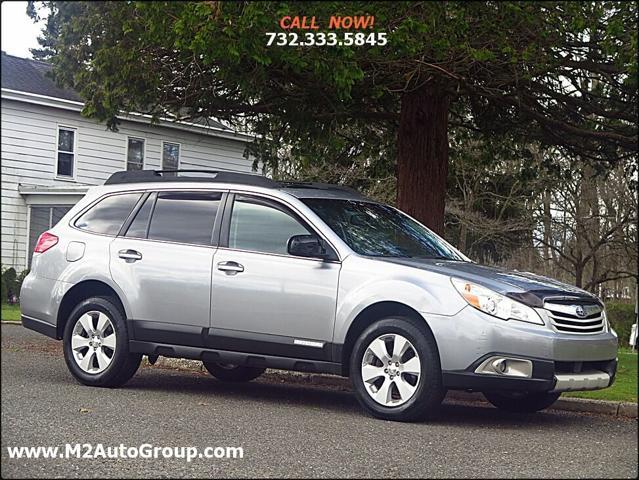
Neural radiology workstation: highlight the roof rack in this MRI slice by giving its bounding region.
[279,181,363,197]
[104,169,278,188]
[103,169,365,198]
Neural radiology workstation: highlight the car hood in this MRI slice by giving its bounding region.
[378,258,601,308]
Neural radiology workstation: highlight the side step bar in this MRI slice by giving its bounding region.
[130,340,344,376]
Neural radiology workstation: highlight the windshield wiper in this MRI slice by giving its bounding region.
[414,255,454,260]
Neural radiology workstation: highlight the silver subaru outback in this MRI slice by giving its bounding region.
[20,170,618,422]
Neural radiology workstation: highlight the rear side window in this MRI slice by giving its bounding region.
[147,192,221,245]
[75,193,141,235]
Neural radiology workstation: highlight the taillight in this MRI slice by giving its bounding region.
[34,232,58,253]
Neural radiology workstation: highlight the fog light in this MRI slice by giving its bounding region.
[492,358,508,373]
[475,356,533,378]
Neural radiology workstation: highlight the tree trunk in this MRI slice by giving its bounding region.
[397,88,450,235]
[582,164,599,293]
[458,221,468,253]
[542,188,552,275]
[575,261,584,289]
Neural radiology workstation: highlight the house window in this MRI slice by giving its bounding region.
[162,142,180,175]
[127,137,145,171]
[56,127,75,178]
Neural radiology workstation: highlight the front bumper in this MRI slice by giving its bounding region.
[427,305,618,393]
[442,354,617,392]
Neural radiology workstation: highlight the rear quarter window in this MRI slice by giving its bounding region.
[74,193,142,235]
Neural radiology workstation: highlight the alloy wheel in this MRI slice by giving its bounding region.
[71,311,116,374]
[361,333,421,407]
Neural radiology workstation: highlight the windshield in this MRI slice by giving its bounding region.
[302,199,466,260]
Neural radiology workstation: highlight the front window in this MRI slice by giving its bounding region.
[229,196,310,255]
[302,199,465,260]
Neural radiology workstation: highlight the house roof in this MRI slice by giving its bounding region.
[1,52,231,132]
[1,51,82,102]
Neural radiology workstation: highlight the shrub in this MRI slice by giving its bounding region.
[16,269,30,298]
[606,302,637,347]
[2,268,17,302]
[0,268,29,304]
[0,271,6,304]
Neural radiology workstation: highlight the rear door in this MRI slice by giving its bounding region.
[109,190,225,345]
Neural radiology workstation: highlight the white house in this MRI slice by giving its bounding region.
[1,52,254,270]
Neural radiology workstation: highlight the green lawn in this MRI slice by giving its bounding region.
[566,348,637,403]
[1,302,637,402]
[1,304,21,322]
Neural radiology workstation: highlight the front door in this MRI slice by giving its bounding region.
[109,190,224,345]
[210,194,340,360]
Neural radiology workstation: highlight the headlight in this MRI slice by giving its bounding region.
[451,278,544,325]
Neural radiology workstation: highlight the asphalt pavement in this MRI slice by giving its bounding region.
[1,324,637,478]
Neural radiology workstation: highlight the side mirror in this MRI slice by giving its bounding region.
[287,234,326,259]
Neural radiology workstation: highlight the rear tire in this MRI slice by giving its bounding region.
[349,316,445,422]
[203,361,265,382]
[63,296,141,387]
[483,390,561,413]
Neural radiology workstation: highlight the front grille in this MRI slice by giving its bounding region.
[555,359,615,374]
[544,300,605,334]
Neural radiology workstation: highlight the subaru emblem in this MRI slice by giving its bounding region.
[575,306,586,317]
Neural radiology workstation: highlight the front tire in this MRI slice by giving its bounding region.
[483,390,561,413]
[63,296,141,387]
[203,361,265,382]
[350,316,445,422]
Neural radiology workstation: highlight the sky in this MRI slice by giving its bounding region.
[1,1,46,58]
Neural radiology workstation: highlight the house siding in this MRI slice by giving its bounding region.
[1,98,253,269]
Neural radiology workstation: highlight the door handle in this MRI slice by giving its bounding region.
[217,261,244,274]
[118,249,142,262]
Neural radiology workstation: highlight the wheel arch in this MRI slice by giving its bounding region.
[339,301,439,376]
[56,280,127,339]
